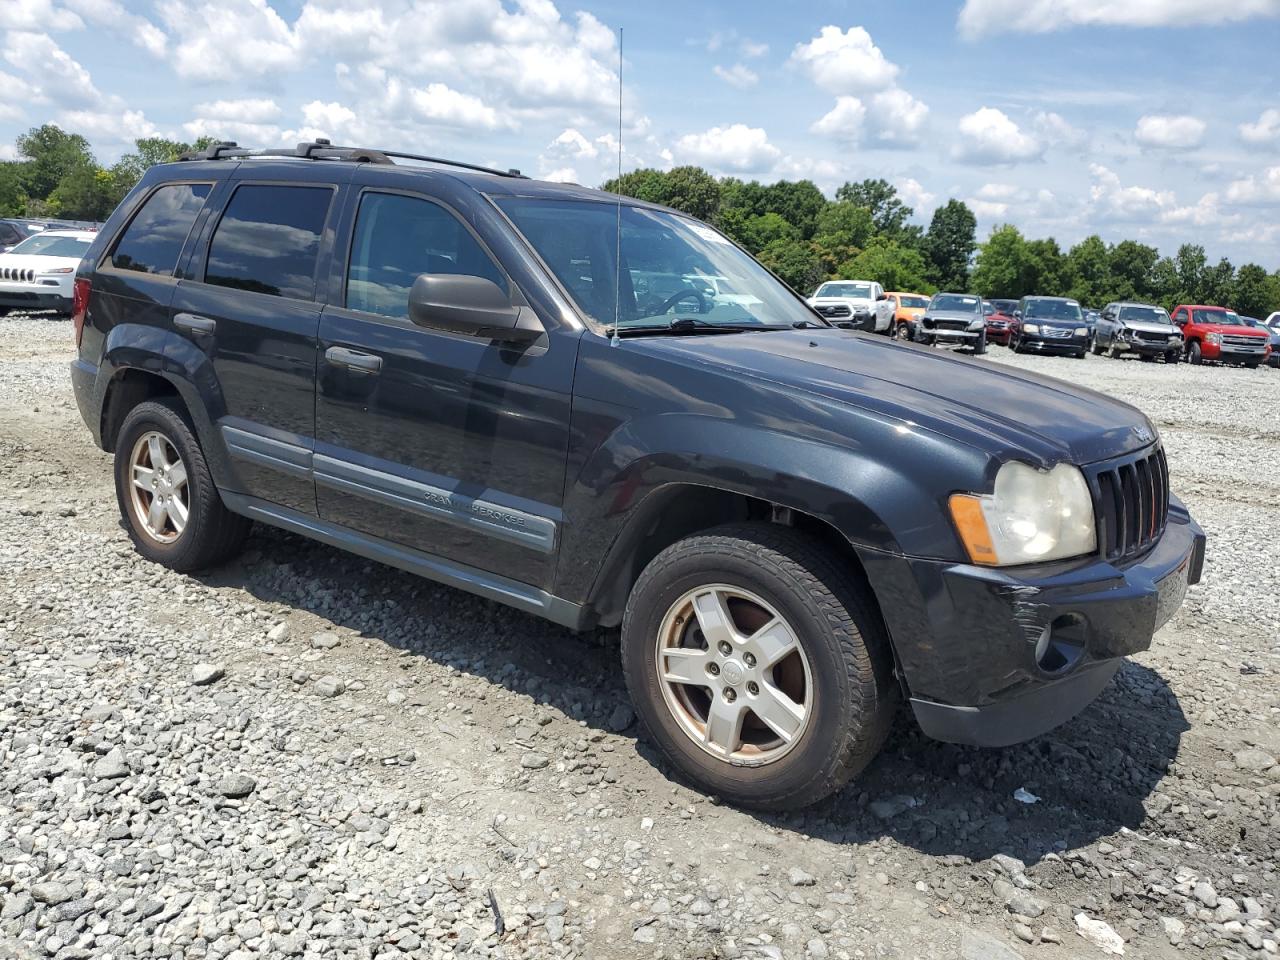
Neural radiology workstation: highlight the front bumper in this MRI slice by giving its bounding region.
[928,327,982,341]
[859,497,1205,747]
[1114,337,1182,356]
[0,289,73,312]
[1020,332,1089,353]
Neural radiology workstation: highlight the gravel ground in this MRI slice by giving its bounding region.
[1,315,1276,960]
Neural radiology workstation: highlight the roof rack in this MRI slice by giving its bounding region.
[177,139,526,178]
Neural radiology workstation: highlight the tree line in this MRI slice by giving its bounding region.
[604,166,1280,317]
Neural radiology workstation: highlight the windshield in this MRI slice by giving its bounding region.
[496,199,815,331]
[815,282,873,299]
[1118,306,1170,324]
[9,234,91,258]
[931,294,981,313]
[899,295,929,309]
[1025,299,1083,322]
[988,300,1018,314]
[1190,308,1231,324]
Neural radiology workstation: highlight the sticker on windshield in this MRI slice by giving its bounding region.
[688,224,731,245]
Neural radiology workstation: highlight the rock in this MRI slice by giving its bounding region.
[1005,889,1046,918]
[607,703,635,732]
[1074,913,1125,955]
[267,622,291,641]
[992,854,1026,876]
[1160,916,1185,945]
[1013,923,1036,944]
[191,663,224,686]
[1193,880,1218,908]
[217,773,257,799]
[314,675,345,697]
[1,894,34,919]
[1233,748,1276,772]
[689,898,712,916]
[632,924,657,944]
[640,817,654,832]
[387,688,406,706]
[92,747,128,779]
[30,882,73,906]
[960,929,1025,960]
[806,938,829,959]
[545,915,565,941]
[789,866,816,887]
[521,752,550,770]
[869,794,916,819]
[311,631,340,650]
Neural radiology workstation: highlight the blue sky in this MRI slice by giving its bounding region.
[3,0,1279,265]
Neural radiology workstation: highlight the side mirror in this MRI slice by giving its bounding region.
[408,274,541,343]
[876,292,889,301]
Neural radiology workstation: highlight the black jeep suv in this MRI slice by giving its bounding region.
[70,141,1205,810]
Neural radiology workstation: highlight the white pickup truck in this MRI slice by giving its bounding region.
[806,279,894,333]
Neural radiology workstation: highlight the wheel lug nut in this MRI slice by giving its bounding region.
[717,641,732,656]
[744,653,756,668]
[724,688,736,702]
[707,662,720,676]
[747,681,759,696]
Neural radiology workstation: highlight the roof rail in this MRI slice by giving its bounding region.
[175,139,526,178]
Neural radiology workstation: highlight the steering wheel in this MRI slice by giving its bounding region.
[659,289,710,315]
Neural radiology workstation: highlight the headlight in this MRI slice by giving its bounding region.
[1075,327,1088,336]
[968,319,984,331]
[1207,333,1221,344]
[1023,323,1040,335]
[949,462,1096,566]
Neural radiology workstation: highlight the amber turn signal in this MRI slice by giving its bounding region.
[948,494,998,566]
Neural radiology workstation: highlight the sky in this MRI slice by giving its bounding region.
[2,0,1279,266]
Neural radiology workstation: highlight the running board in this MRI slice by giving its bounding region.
[219,491,588,630]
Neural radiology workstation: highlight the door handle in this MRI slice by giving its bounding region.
[174,312,216,335]
[325,346,383,375]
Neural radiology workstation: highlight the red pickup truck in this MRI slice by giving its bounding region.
[1170,305,1271,367]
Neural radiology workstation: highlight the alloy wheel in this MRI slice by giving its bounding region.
[127,430,190,544]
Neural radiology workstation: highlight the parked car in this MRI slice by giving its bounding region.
[0,218,43,254]
[69,140,1205,811]
[807,279,893,334]
[983,298,1018,346]
[1240,316,1280,368]
[0,229,95,317]
[1091,302,1182,363]
[913,292,987,353]
[1266,311,1280,327]
[1170,304,1270,367]
[1009,297,1089,358]
[885,291,930,340]
[1084,309,1102,334]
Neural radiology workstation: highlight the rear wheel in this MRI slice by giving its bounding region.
[621,523,896,810]
[1188,341,1203,364]
[114,399,251,572]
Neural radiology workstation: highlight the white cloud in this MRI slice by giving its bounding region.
[672,123,781,174]
[1240,108,1280,145]
[790,25,899,94]
[59,108,157,143]
[713,63,758,89]
[1034,111,1086,149]
[1088,163,1176,219]
[867,89,929,145]
[953,107,1044,164]
[1134,114,1206,149]
[810,97,866,142]
[4,31,100,108]
[63,0,166,55]
[193,98,282,123]
[4,0,83,31]
[407,83,504,130]
[895,177,935,213]
[158,0,297,80]
[958,0,1280,38]
[1224,167,1280,205]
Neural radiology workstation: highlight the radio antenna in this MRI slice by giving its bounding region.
[611,26,623,347]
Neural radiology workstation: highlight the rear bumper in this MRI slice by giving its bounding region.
[859,497,1205,747]
[70,357,103,446]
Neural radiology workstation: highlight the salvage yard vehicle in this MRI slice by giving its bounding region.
[983,298,1018,346]
[1010,296,1090,359]
[914,292,987,353]
[1092,302,1182,363]
[885,291,929,341]
[1171,304,1270,368]
[69,141,1206,810]
[807,279,893,333]
[0,229,94,317]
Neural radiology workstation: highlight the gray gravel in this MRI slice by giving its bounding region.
[2,315,1277,960]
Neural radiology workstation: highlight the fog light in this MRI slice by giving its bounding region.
[1034,614,1087,674]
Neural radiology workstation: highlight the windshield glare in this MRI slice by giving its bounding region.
[1119,306,1170,324]
[1025,299,1083,322]
[931,294,981,313]
[816,282,873,299]
[496,199,815,331]
[9,234,91,258]
[900,295,928,309]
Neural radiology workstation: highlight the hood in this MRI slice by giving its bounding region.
[0,252,80,271]
[637,329,1155,466]
[810,295,874,308]
[926,309,983,323]
[1118,319,1178,334]
[1195,321,1268,337]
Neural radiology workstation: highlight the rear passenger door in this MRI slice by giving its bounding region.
[314,181,576,590]
[172,166,342,515]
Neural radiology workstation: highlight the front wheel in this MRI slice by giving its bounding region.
[1166,350,1180,364]
[1091,336,1104,356]
[1188,341,1203,365]
[973,332,987,356]
[114,399,251,572]
[1245,361,1260,370]
[621,524,896,810]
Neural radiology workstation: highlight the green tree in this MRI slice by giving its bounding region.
[813,201,874,251]
[761,179,826,239]
[739,212,797,254]
[16,124,95,200]
[838,237,933,293]
[0,163,27,217]
[834,178,914,237]
[757,237,823,293]
[1065,235,1110,307]
[110,137,206,192]
[1026,239,1068,296]
[1232,263,1274,318]
[923,199,977,291]
[602,166,722,221]
[46,164,120,220]
[971,224,1031,299]
[1108,240,1160,302]
[1174,244,1208,302]
[1201,257,1235,307]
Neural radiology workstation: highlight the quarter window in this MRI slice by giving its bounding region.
[205,184,333,300]
[111,182,211,276]
[346,192,507,320]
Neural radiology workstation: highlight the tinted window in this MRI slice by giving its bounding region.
[206,185,332,300]
[111,182,211,275]
[346,192,506,320]
[0,224,18,245]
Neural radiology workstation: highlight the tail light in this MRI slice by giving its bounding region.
[72,277,91,347]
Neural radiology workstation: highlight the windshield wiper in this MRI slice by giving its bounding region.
[615,316,786,337]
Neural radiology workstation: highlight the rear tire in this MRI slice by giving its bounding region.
[114,399,251,572]
[621,523,896,811]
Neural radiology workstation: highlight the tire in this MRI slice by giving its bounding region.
[1075,351,1087,359]
[1245,361,1260,370]
[1011,336,1024,354]
[114,399,251,572]
[973,332,987,356]
[621,523,897,811]
[1139,354,1155,362]
[1165,350,1180,364]
[1108,340,1123,359]
[1188,341,1203,365]
[1090,336,1103,356]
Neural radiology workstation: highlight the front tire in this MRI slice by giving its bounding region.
[973,332,987,356]
[621,524,896,810]
[1165,350,1180,364]
[114,399,251,572]
[1188,341,1203,364]
[1090,336,1103,356]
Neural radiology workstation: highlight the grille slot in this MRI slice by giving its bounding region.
[815,304,851,318]
[1089,446,1169,562]
[0,266,35,282]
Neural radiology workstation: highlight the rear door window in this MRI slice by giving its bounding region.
[110,182,212,275]
[205,184,333,300]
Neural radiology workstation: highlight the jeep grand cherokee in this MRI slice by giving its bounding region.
[69,141,1206,810]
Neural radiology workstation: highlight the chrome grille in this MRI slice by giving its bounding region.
[1134,330,1170,342]
[1088,446,1169,563]
[1221,334,1266,350]
[0,266,36,282]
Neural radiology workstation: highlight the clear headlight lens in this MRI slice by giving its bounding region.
[949,462,1097,566]
[1207,333,1222,344]
[1023,323,1040,335]
[1074,327,1088,336]
[968,319,984,330]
